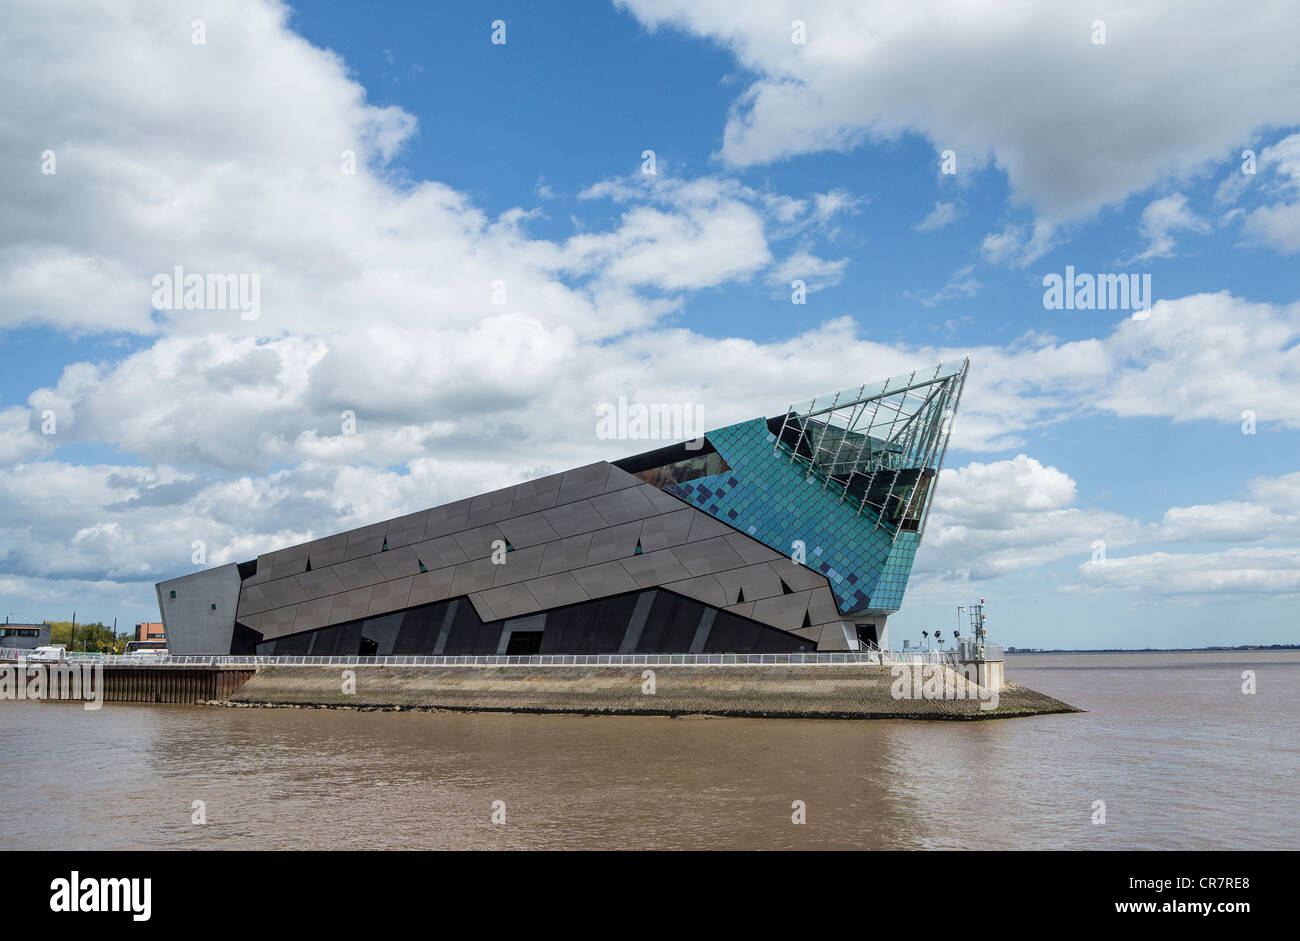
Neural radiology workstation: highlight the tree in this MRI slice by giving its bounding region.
[47,621,118,652]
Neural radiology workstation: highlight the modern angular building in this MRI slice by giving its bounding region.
[157,361,967,656]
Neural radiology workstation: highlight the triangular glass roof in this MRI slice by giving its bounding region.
[772,359,969,533]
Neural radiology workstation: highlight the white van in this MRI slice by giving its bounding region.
[122,640,169,661]
[26,645,68,663]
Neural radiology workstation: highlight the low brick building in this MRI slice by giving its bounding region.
[135,621,166,643]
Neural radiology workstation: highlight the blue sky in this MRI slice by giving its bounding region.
[2,0,1299,648]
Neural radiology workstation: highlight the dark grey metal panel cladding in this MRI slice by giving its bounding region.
[156,563,242,656]
[160,461,850,653]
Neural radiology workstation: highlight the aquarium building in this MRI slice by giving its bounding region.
[156,361,967,656]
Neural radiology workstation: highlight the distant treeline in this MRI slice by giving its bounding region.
[38,621,134,652]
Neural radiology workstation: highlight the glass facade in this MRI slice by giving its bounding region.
[629,450,729,489]
[659,360,967,615]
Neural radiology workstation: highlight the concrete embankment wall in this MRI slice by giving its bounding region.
[222,663,1078,720]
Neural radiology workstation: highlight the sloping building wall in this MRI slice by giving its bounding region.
[159,461,855,654]
[156,563,242,656]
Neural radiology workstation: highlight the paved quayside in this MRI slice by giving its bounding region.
[213,663,1080,720]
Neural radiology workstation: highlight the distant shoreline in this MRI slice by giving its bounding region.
[1005,645,1298,654]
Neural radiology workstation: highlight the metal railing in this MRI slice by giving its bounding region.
[0,647,118,662]
[0,648,199,668]
[167,652,897,667]
[2,646,1002,668]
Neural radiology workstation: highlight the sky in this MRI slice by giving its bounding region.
[1,0,1298,649]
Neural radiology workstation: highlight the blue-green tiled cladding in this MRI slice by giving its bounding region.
[870,530,920,611]
[665,418,919,614]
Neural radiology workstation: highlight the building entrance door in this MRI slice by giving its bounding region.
[854,623,878,649]
[505,631,543,655]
